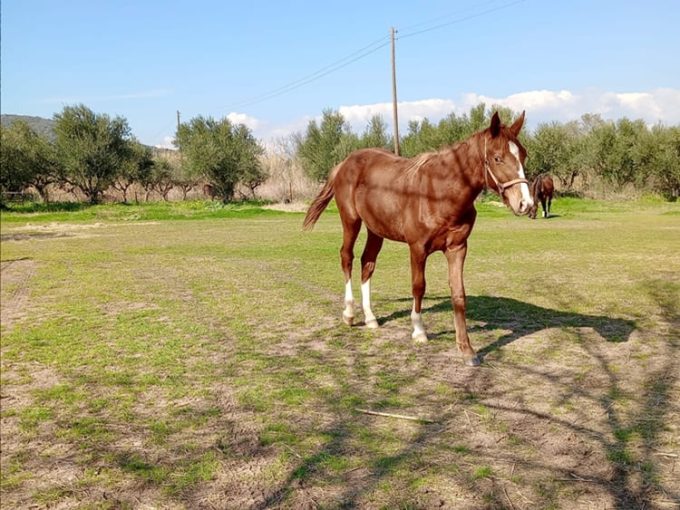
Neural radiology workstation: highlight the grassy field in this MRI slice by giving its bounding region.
[1,198,679,509]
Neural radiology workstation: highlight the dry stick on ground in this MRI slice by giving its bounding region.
[554,473,601,483]
[503,486,517,510]
[354,408,436,424]
[654,452,678,458]
[464,410,473,428]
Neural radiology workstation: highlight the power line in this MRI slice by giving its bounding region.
[397,0,509,33]
[210,0,525,114]
[398,0,526,40]
[223,35,390,111]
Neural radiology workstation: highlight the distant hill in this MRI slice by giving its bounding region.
[1,114,56,140]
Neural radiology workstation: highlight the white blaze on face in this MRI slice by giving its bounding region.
[508,141,533,207]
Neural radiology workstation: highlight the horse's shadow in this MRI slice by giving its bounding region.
[379,295,636,357]
[534,213,561,219]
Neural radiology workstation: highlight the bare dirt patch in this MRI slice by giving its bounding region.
[263,202,309,213]
[0,258,36,331]
[1,221,162,242]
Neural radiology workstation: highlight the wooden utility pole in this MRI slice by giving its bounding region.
[390,27,400,156]
[176,110,181,133]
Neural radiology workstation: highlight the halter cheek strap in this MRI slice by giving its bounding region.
[483,138,528,196]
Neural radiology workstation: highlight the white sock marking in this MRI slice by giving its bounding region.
[411,301,426,341]
[343,279,354,319]
[361,279,377,326]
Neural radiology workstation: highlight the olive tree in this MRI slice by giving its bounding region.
[296,109,356,182]
[112,141,154,203]
[54,104,134,204]
[175,116,264,203]
[526,121,584,188]
[0,121,60,203]
[645,125,680,200]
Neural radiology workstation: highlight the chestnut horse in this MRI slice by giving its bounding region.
[528,174,554,219]
[303,112,533,366]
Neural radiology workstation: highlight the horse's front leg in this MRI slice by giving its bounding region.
[445,243,480,366]
[409,246,428,343]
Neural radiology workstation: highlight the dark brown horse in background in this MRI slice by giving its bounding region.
[303,112,533,366]
[528,174,554,219]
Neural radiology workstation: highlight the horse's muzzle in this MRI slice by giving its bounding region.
[518,198,533,215]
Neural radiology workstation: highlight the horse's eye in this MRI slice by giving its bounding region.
[494,156,503,163]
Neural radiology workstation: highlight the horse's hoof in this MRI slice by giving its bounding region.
[342,313,354,326]
[365,319,379,329]
[464,354,481,367]
[412,332,428,343]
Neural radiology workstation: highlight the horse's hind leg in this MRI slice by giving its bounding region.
[547,195,552,217]
[541,197,548,218]
[340,217,362,326]
[360,230,384,329]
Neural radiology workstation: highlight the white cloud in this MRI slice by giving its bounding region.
[248,88,680,144]
[460,88,680,128]
[154,135,176,150]
[226,112,261,130]
[193,88,680,146]
[339,98,460,132]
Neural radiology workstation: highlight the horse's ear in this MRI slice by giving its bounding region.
[490,112,501,138]
[509,110,525,137]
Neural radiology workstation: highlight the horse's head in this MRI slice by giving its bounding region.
[527,177,540,219]
[484,111,533,216]
[527,202,539,219]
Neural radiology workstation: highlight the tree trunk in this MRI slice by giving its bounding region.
[35,185,50,204]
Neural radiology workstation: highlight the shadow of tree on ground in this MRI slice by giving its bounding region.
[253,287,677,508]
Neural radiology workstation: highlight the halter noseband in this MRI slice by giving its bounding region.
[483,137,528,196]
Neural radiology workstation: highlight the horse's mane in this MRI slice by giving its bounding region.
[403,151,438,177]
[402,136,477,177]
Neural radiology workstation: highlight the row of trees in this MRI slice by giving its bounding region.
[1,105,268,205]
[2,103,679,205]
[2,105,168,204]
[295,105,680,199]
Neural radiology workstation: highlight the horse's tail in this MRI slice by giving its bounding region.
[303,164,341,231]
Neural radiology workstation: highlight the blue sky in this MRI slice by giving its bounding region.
[2,0,679,147]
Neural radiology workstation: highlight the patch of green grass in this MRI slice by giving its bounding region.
[472,465,494,480]
[0,456,32,492]
[150,420,173,445]
[58,416,114,445]
[0,199,283,224]
[450,444,471,454]
[607,447,635,466]
[33,486,74,505]
[118,453,169,484]
[260,422,299,447]
[169,452,219,494]
[291,451,352,480]
[34,384,82,405]
[18,406,53,432]
[275,386,312,406]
